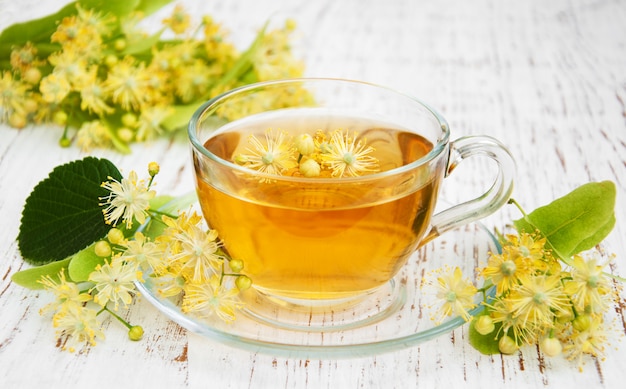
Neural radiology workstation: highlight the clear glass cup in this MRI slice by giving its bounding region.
[188,78,514,319]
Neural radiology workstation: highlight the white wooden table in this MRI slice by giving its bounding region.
[1,0,625,387]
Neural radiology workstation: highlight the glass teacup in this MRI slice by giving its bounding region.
[188,78,514,318]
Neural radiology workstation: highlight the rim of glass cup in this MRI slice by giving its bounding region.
[188,78,451,183]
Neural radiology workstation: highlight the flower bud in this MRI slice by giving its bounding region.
[294,133,315,155]
[540,337,562,357]
[235,275,252,291]
[474,315,495,335]
[117,127,134,142]
[114,38,127,51]
[148,162,160,177]
[128,325,144,341]
[573,315,592,332]
[23,98,38,113]
[58,137,72,148]
[229,259,244,273]
[498,335,518,355]
[23,67,42,84]
[299,158,321,178]
[53,111,68,126]
[121,112,138,128]
[8,112,26,129]
[104,55,118,68]
[107,228,125,245]
[94,240,112,257]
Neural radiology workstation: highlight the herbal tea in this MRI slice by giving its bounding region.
[195,113,441,300]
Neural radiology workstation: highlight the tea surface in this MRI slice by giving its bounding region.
[196,114,439,299]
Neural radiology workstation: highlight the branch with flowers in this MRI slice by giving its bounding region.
[427,180,624,372]
[12,157,251,352]
[0,0,304,152]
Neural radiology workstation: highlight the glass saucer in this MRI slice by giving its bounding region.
[135,222,500,358]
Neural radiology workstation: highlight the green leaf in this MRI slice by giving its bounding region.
[17,157,122,265]
[0,2,77,46]
[68,243,105,282]
[468,317,502,355]
[11,258,72,290]
[123,29,165,56]
[160,103,204,132]
[513,181,616,259]
[135,0,175,16]
[78,0,140,17]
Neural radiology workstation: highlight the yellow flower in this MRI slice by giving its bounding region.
[161,210,204,235]
[507,274,571,329]
[10,42,43,74]
[181,278,244,322]
[168,225,223,283]
[99,170,156,228]
[79,67,113,115]
[76,120,112,151]
[48,49,89,88]
[38,269,92,314]
[481,251,528,294]
[202,16,237,64]
[52,304,105,352]
[76,4,114,37]
[563,316,608,372]
[135,105,174,141]
[51,14,102,59]
[487,298,535,345]
[89,260,142,310]
[322,130,380,177]
[103,56,151,111]
[253,20,304,80]
[0,71,30,118]
[39,73,71,103]
[238,129,298,179]
[563,254,611,314]
[152,271,186,298]
[175,60,213,103]
[115,231,165,273]
[433,266,477,323]
[162,4,191,35]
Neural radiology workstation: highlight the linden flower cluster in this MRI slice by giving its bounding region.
[38,162,250,352]
[430,231,619,371]
[234,129,380,180]
[0,2,304,152]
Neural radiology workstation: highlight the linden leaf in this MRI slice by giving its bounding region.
[79,0,140,17]
[11,258,72,290]
[513,181,616,260]
[468,317,502,355]
[17,157,122,265]
[0,2,75,59]
[67,243,105,282]
[135,0,175,16]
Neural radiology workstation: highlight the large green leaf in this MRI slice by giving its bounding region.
[17,157,122,265]
[79,0,140,17]
[135,0,175,16]
[67,243,105,282]
[0,2,77,46]
[11,258,72,290]
[513,181,616,259]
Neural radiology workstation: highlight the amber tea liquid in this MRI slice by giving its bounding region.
[195,112,441,300]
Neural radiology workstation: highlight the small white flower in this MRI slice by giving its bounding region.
[100,171,155,228]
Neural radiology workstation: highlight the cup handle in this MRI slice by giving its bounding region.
[419,135,516,246]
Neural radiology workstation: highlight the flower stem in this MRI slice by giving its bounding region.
[507,198,528,217]
[99,305,133,329]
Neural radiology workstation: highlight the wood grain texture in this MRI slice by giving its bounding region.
[1,0,625,387]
